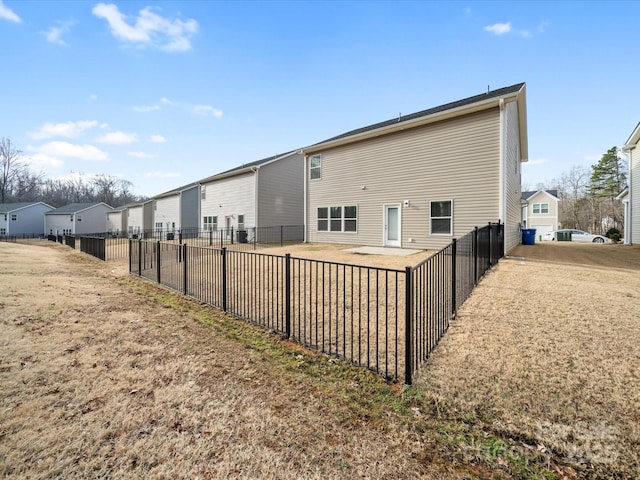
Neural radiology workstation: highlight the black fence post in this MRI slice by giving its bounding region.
[156,241,161,284]
[285,253,291,338]
[473,226,478,285]
[404,266,413,386]
[253,227,257,250]
[138,239,142,276]
[221,247,227,313]
[178,231,182,245]
[209,228,213,246]
[280,225,284,247]
[485,222,493,271]
[231,226,234,245]
[451,238,457,317]
[183,243,188,295]
[129,239,132,273]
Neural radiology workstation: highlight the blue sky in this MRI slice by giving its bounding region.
[1,1,638,198]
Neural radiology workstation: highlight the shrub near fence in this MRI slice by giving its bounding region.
[129,222,504,384]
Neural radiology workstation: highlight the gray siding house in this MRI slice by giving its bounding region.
[302,83,528,253]
[0,202,54,236]
[620,122,640,245]
[198,151,304,239]
[45,203,114,235]
[521,190,560,239]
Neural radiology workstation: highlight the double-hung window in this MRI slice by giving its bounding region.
[430,200,452,235]
[309,155,322,180]
[11,214,17,221]
[317,206,357,232]
[203,216,217,231]
[532,203,549,214]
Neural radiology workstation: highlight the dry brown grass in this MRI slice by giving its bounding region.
[2,240,639,479]
[417,242,640,477]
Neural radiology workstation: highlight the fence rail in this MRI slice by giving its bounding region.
[129,222,504,384]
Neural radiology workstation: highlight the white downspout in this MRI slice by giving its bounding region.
[621,147,632,245]
[251,166,259,230]
[498,98,506,230]
[303,154,307,243]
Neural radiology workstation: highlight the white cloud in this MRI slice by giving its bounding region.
[161,97,174,105]
[145,171,181,178]
[30,120,99,139]
[33,141,109,161]
[485,20,546,38]
[150,134,166,143]
[193,105,223,117]
[92,3,198,52]
[485,22,511,35]
[42,21,75,45]
[0,0,21,23]
[89,94,98,101]
[24,153,64,169]
[95,131,138,145]
[128,151,156,159]
[133,104,160,112]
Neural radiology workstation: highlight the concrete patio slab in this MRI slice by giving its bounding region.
[343,246,423,257]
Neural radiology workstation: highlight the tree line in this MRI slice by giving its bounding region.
[0,137,147,208]
[526,147,627,235]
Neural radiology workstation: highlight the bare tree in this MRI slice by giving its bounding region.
[555,165,590,229]
[0,137,29,203]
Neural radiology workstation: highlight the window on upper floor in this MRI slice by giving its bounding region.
[11,214,17,221]
[201,185,206,200]
[533,203,549,214]
[77,215,82,222]
[430,200,453,235]
[310,155,322,180]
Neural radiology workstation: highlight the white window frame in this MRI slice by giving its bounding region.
[430,200,453,235]
[532,203,549,214]
[201,185,206,200]
[309,154,322,180]
[11,214,17,221]
[317,205,357,233]
[204,216,217,231]
[77,215,82,222]
[237,214,245,231]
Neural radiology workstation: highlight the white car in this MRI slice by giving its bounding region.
[544,229,609,243]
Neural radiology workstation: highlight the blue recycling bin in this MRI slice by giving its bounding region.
[522,228,537,245]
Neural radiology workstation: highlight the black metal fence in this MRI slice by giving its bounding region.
[0,235,17,243]
[129,222,504,384]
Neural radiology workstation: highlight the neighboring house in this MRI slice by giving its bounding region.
[302,83,528,252]
[197,151,304,240]
[106,206,127,235]
[126,199,154,237]
[521,190,560,239]
[620,121,639,245]
[0,202,54,237]
[153,183,199,237]
[45,203,113,235]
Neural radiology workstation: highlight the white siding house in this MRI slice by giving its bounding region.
[106,207,127,235]
[153,184,199,238]
[45,203,113,235]
[0,202,54,237]
[621,122,640,245]
[521,190,560,239]
[198,151,304,240]
[126,199,154,237]
[303,83,528,253]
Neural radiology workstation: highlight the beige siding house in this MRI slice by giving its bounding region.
[303,83,528,253]
[620,122,640,245]
[521,190,560,239]
[197,151,304,240]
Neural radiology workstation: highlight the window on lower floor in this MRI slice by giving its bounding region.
[317,206,357,232]
[204,216,217,231]
[430,200,452,235]
[533,203,549,214]
[155,222,162,229]
[0,228,6,235]
[237,214,245,230]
